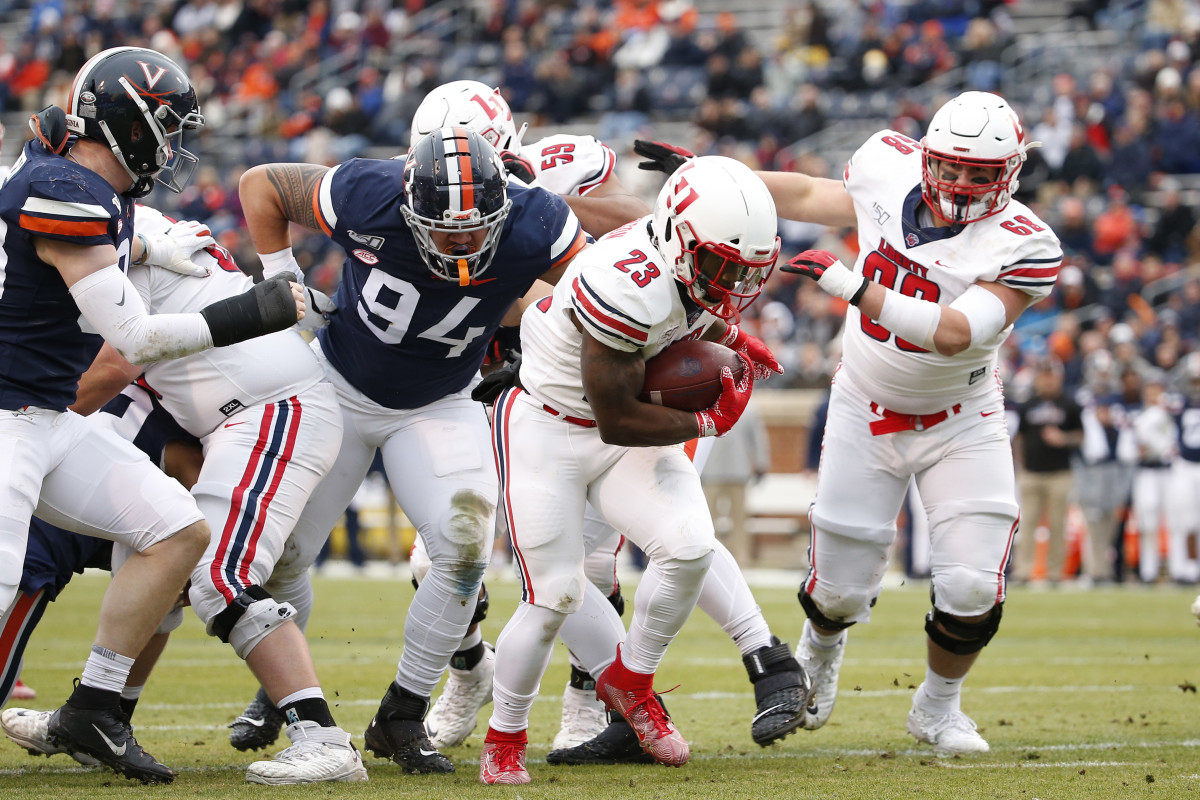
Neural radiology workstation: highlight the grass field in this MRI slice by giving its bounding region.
[3,568,1198,799]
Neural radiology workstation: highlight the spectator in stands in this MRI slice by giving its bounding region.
[1014,357,1086,587]
[1106,119,1154,193]
[1152,97,1200,174]
[1055,196,1097,262]
[1146,179,1196,263]
[1057,122,1106,190]
[1092,187,1141,265]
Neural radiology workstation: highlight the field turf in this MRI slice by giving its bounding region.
[3,568,1198,799]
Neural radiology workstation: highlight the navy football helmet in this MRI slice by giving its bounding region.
[402,127,512,285]
[65,47,204,198]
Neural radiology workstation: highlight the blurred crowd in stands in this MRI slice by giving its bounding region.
[4,3,1200,578]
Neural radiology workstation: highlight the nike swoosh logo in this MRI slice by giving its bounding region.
[92,724,127,756]
[751,703,786,723]
[234,716,266,727]
[116,286,126,306]
[469,277,497,286]
[224,421,247,428]
[934,259,953,269]
[981,410,999,417]
[419,748,439,757]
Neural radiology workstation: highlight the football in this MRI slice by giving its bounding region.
[638,339,745,412]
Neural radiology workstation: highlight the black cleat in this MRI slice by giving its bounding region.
[363,683,454,774]
[47,703,175,784]
[744,636,810,747]
[546,712,656,766]
[229,687,286,752]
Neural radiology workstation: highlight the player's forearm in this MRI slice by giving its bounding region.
[564,193,648,238]
[592,400,705,447]
[70,265,214,365]
[756,171,856,227]
[72,343,141,415]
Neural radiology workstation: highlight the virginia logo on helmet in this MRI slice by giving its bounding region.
[65,46,204,198]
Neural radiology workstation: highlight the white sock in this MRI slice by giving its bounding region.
[81,645,134,693]
[806,623,845,650]
[278,687,325,707]
[457,627,483,655]
[558,582,624,677]
[395,562,478,696]
[119,684,144,702]
[487,602,563,732]
[918,667,964,714]
[697,542,773,655]
[623,553,712,674]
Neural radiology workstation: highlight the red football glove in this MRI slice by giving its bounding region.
[781,250,869,305]
[718,323,783,381]
[633,139,695,174]
[500,150,536,184]
[695,351,754,438]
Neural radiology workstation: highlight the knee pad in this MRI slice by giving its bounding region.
[797,586,857,632]
[207,585,296,659]
[471,583,490,625]
[924,602,1003,656]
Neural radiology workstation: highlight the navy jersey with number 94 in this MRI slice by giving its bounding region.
[312,157,585,409]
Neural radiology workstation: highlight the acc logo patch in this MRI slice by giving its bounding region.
[353,249,379,265]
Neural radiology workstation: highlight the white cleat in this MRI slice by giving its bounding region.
[1,707,99,767]
[906,686,990,756]
[425,643,495,749]
[552,685,608,750]
[245,721,367,784]
[797,619,845,730]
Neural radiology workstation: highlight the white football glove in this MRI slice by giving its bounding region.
[298,286,337,332]
[138,220,214,277]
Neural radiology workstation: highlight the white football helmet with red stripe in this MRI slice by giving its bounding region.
[649,156,780,321]
[402,127,512,285]
[921,91,1038,226]
[410,80,520,152]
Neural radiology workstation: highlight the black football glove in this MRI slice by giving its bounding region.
[471,355,522,405]
[500,150,536,184]
[633,139,695,175]
[482,324,522,368]
[30,105,69,155]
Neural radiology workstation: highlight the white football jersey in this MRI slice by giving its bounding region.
[841,130,1063,414]
[519,134,616,197]
[130,206,322,436]
[519,217,716,419]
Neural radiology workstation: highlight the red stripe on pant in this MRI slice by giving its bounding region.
[0,590,43,687]
[211,404,277,602]
[236,397,303,588]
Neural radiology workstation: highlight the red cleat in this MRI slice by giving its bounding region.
[594,646,689,767]
[11,680,36,700]
[479,727,530,785]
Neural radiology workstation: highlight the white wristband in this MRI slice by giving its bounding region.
[258,247,303,283]
[876,290,942,352]
[948,284,1009,348]
[817,258,867,303]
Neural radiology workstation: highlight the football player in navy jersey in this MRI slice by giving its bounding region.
[239,126,586,774]
[0,47,305,784]
[1,384,201,767]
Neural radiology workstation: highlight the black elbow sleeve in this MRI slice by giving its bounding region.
[200,275,297,347]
